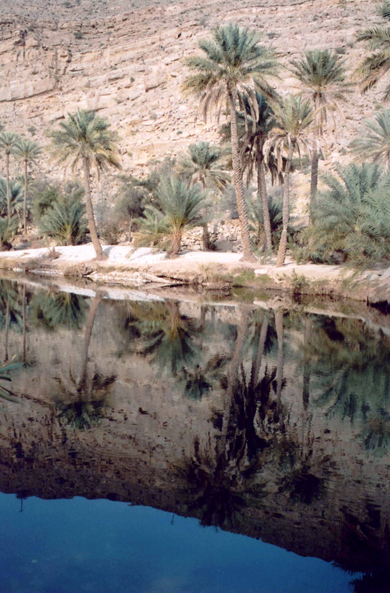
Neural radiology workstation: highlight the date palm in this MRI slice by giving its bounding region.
[178,141,229,249]
[0,178,23,219]
[350,109,390,169]
[355,4,390,100]
[183,23,278,261]
[239,93,279,250]
[156,175,205,256]
[13,138,42,235]
[265,94,313,266]
[50,110,121,260]
[0,132,20,222]
[290,49,352,209]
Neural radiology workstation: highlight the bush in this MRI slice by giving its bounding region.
[0,179,24,219]
[0,216,19,249]
[39,195,87,245]
[304,163,390,266]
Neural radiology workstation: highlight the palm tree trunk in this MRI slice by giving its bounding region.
[310,146,319,218]
[228,89,255,263]
[128,215,133,242]
[82,157,107,260]
[223,307,252,438]
[250,316,268,391]
[22,284,26,364]
[302,316,312,411]
[169,228,182,257]
[23,159,28,236]
[6,153,10,223]
[5,296,9,361]
[258,155,272,250]
[275,308,284,403]
[276,144,294,267]
[201,221,210,251]
[79,295,103,391]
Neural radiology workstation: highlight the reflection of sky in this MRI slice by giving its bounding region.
[0,494,354,593]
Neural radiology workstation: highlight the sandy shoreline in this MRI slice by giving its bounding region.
[0,243,389,305]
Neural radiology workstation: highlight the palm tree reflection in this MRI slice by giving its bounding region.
[52,296,116,430]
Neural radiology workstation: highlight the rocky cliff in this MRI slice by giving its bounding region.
[0,0,384,194]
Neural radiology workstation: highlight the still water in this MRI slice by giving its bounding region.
[0,278,389,592]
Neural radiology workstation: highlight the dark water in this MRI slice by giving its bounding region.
[1,279,390,592]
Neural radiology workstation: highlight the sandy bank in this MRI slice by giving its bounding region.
[0,243,390,305]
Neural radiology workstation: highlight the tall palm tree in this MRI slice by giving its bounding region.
[177,141,229,249]
[13,139,41,235]
[355,4,390,100]
[182,24,278,262]
[350,109,390,169]
[239,93,279,250]
[50,110,121,260]
[0,132,20,222]
[265,94,313,266]
[156,175,205,256]
[290,49,352,209]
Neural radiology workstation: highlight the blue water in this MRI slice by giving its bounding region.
[0,494,353,593]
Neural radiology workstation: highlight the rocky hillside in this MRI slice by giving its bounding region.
[0,0,385,195]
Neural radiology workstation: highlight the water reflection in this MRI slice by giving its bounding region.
[0,279,390,589]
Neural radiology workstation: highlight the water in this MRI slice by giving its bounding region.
[0,278,390,592]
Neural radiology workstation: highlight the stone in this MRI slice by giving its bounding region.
[381,267,390,280]
[144,67,167,92]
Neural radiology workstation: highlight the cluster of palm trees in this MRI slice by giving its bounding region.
[0,132,41,235]
[3,3,390,265]
[181,3,390,265]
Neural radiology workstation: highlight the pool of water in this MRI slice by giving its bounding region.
[0,278,389,592]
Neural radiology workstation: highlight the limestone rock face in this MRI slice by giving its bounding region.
[0,0,382,200]
[144,66,168,92]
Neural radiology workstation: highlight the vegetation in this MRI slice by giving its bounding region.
[355,4,390,100]
[177,141,229,249]
[0,132,21,222]
[153,175,205,256]
[265,94,313,266]
[350,109,390,168]
[307,163,390,266]
[290,49,351,210]
[183,23,278,261]
[0,5,388,271]
[13,138,42,235]
[50,109,121,259]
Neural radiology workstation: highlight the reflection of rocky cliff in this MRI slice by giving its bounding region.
[0,282,390,577]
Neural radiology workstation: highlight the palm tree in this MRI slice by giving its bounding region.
[350,109,390,169]
[221,92,281,250]
[0,132,20,222]
[183,23,278,262]
[50,110,121,260]
[156,175,205,256]
[240,93,283,250]
[290,49,352,209]
[177,141,229,249]
[0,178,23,219]
[265,94,313,266]
[355,11,390,100]
[13,139,41,235]
[310,162,390,265]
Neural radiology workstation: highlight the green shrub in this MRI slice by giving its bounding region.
[0,216,19,248]
[39,196,87,246]
[306,163,390,266]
